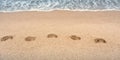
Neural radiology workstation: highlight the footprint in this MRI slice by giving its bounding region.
[94,38,106,43]
[47,34,58,38]
[25,36,36,41]
[1,35,13,41]
[70,35,81,40]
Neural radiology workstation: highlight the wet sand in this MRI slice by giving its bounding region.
[0,11,120,60]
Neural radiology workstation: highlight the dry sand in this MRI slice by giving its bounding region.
[0,11,120,60]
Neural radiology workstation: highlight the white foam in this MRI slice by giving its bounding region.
[0,0,120,12]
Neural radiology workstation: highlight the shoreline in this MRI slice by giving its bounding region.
[0,10,120,13]
[0,9,120,13]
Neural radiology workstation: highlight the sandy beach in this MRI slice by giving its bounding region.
[0,11,120,60]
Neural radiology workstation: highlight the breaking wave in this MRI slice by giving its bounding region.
[0,0,120,12]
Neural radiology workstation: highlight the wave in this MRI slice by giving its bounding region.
[0,0,120,12]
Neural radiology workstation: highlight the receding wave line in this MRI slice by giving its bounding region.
[0,0,120,12]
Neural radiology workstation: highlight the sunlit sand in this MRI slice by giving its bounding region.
[0,11,120,60]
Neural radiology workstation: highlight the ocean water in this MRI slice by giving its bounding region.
[0,0,120,12]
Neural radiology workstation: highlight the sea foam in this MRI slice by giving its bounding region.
[0,0,120,12]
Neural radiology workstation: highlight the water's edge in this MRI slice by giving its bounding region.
[0,0,120,12]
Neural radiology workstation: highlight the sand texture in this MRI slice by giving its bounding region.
[0,11,120,60]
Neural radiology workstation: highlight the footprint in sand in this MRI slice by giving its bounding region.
[70,35,81,40]
[94,38,107,43]
[1,35,13,41]
[47,34,58,38]
[25,36,36,41]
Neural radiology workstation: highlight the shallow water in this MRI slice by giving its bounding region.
[0,0,120,12]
